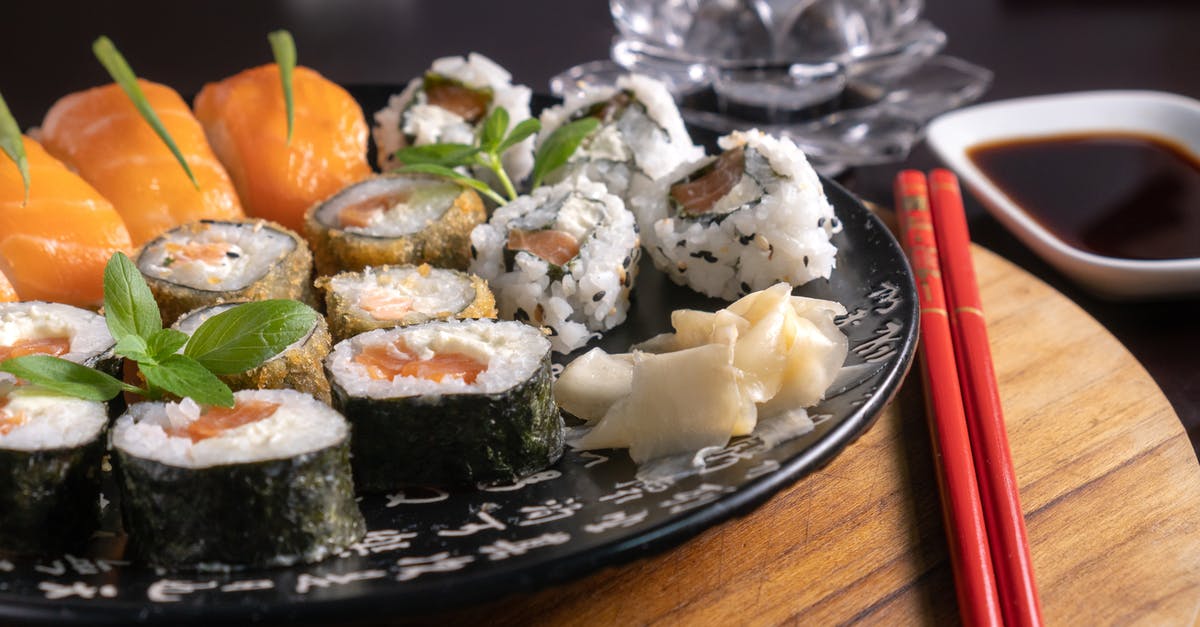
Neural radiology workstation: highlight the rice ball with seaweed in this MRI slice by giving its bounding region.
[373,53,534,183]
[636,129,840,300]
[469,178,639,354]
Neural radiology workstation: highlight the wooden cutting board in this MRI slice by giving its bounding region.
[431,245,1200,625]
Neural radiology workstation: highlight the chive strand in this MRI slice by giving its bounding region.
[267,30,297,144]
[0,90,30,205]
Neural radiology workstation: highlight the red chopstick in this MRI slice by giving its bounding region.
[895,171,1003,626]
[928,169,1044,627]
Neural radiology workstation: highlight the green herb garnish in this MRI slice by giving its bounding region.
[392,107,599,204]
[0,89,30,206]
[0,252,317,408]
[268,29,297,144]
[92,36,199,190]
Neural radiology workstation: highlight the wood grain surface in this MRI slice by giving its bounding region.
[424,245,1200,626]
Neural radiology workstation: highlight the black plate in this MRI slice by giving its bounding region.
[0,87,918,625]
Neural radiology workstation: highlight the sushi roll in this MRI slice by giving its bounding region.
[173,302,333,403]
[469,178,639,354]
[373,53,535,183]
[537,74,703,208]
[316,264,496,342]
[304,174,487,276]
[636,129,840,300]
[325,319,562,489]
[111,389,364,569]
[137,219,315,325]
[0,380,107,554]
[0,302,120,379]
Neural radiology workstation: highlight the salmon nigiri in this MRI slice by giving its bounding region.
[194,64,372,233]
[39,80,244,245]
[0,137,133,306]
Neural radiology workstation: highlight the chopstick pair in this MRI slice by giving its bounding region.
[893,169,1043,627]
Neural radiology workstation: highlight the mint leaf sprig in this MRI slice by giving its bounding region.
[0,252,317,408]
[392,106,598,204]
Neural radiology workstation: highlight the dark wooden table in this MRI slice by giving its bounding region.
[2,0,1198,621]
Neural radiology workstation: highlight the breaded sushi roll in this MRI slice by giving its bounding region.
[373,53,535,183]
[111,389,364,569]
[304,174,486,275]
[325,320,562,490]
[636,129,840,300]
[0,380,107,554]
[137,219,315,325]
[0,302,120,379]
[173,302,333,403]
[469,178,639,354]
[537,74,703,208]
[316,264,496,342]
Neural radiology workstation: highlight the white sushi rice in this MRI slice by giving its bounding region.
[0,302,114,362]
[0,387,107,451]
[538,73,703,207]
[373,53,535,182]
[469,178,639,354]
[326,265,479,323]
[138,221,297,291]
[111,389,348,469]
[313,176,460,238]
[636,129,841,300]
[326,319,549,398]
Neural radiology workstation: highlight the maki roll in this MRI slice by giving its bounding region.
[173,302,333,403]
[137,219,315,325]
[325,319,561,489]
[0,301,120,379]
[0,380,107,554]
[636,129,840,300]
[316,264,496,342]
[469,178,640,354]
[373,53,535,183]
[111,389,364,569]
[537,74,703,207]
[304,174,486,275]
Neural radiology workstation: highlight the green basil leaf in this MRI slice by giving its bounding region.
[147,328,189,360]
[497,118,541,155]
[141,354,234,407]
[103,252,161,342]
[392,143,479,168]
[267,30,296,144]
[184,300,317,375]
[396,164,506,205]
[92,36,199,190]
[531,117,600,188]
[114,334,153,364]
[0,355,134,402]
[478,106,509,153]
[0,90,30,206]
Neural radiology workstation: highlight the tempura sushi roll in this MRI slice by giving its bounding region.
[304,174,486,275]
[537,74,703,207]
[173,302,333,403]
[0,381,107,554]
[0,302,120,379]
[316,264,496,342]
[325,319,562,489]
[137,219,315,325]
[469,178,639,354]
[373,53,535,183]
[111,389,364,569]
[636,129,840,300]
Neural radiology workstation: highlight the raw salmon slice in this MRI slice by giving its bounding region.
[0,137,133,306]
[358,288,413,321]
[354,342,485,384]
[670,147,746,216]
[0,337,71,361]
[506,229,580,266]
[39,80,244,246]
[425,80,490,123]
[171,400,281,443]
[194,64,372,233]
[0,270,16,303]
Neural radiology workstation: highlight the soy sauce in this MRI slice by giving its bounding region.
[968,133,1200,260]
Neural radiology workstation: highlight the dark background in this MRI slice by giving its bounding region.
[2,0,1198,449]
